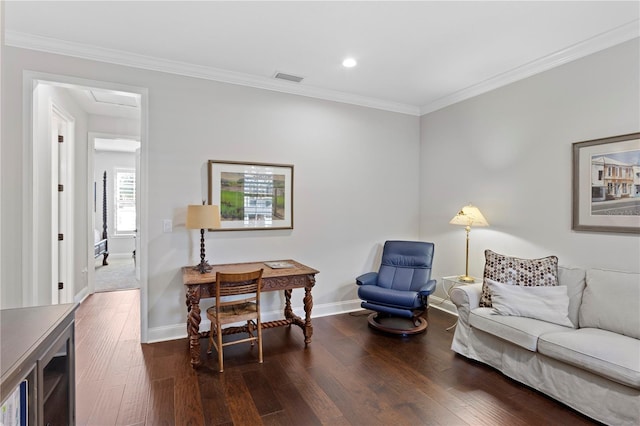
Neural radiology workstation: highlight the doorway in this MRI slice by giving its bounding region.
[25,71,149,342]
[90,134,141,293]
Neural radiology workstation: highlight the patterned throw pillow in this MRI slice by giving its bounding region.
[479,250,559,307]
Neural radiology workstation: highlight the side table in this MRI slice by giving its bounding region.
[442,275,481,331]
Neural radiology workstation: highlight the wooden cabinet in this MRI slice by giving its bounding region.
[1,303,77,425]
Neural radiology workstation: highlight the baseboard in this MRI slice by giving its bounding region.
[146,299,364,343]
[145,298,458,343]
[74,286,90,304]
[308,299,362,318]
[428,296,459,316]
[147,323,190,344]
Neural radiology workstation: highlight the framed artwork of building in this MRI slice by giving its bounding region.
[208,160,294,231]
[572,132,640,234]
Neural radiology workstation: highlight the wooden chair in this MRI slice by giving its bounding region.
[206,269,264,372]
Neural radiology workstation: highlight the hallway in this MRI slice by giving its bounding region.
[94,257,139,292]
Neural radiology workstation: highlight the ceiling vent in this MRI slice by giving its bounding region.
[274,72,304,83]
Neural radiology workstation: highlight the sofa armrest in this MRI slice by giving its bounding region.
[450,283,483,310]
[450,283,483,327]
[450,283,483,356]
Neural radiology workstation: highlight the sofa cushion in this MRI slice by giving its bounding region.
[557,266,586,328]
[480,250,559,307]
[487,279,573,327]
[579,269,640,339]
[539,328,640,389]
[470,307,571,351]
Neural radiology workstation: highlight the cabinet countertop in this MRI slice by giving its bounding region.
[1,303,77,400]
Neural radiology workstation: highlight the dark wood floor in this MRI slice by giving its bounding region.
[75,289,598,425]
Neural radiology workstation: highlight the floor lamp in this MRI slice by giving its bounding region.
[449,204,489,283]
[186,204,221,274]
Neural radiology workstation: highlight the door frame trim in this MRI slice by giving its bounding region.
[23,71,149,342]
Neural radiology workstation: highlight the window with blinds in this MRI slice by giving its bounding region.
[115,169,136,235]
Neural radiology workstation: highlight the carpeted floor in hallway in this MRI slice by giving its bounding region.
[94,256,139,292]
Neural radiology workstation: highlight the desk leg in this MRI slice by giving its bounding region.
[303,278,315,345]
[284,289,293,320]
[186,286,202,368]
[302,287,313,346]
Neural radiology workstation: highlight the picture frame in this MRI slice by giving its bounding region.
[572,132,640,234]
[208,160,294,231]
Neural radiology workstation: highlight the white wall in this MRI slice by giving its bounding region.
[94,150,136,256]
[420,38,640,302]
[89,115,140,138]
[0,47,421,339]
[144,71,420,338]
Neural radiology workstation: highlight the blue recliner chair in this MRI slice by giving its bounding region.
[356,240,436,334]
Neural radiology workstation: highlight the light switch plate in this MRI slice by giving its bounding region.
[163,219,172,233]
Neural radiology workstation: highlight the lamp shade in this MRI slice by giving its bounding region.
[186,205,221,230]
[449,204,489,227]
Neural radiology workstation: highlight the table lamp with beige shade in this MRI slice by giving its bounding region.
[449,204,489,283]
[186,204,221,274]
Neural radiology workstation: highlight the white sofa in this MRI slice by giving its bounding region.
[450,266,640,426]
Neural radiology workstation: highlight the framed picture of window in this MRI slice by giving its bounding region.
[572,133,640,234]
[208,160,294,231]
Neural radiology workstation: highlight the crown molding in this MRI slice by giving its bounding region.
[4,30,421,116]
[420,20,640,115]
[5,19,638,118]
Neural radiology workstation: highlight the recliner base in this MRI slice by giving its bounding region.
[367,312,428,335]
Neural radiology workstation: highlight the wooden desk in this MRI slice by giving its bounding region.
[182,259,319,368]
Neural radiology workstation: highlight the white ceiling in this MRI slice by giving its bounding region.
[4,1,639,115]
[65,86,141,119]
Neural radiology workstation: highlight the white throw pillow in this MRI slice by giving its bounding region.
[487,279,574,328]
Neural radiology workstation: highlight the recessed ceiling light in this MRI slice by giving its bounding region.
[342,58,357,68]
